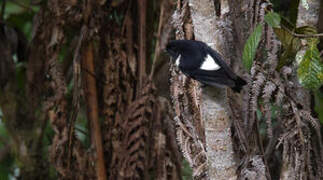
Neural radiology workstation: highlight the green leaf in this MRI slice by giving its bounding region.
[295,26,319,47]
[297,46,323,90]
[264,12,281,28]
[277,47,297,70]
[295,26,317,35]
[273,28,302,69]
[243,24,263,71]
[274,28,301,49]
[273,25,320,70]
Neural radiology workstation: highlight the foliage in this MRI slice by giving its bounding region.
[274,27,301,69]
[265,12,300,69]
[263,11,323,90]
[264,12,281,28]
[242,1,323,179]
[242,24,263,71]
[297,45,323,89]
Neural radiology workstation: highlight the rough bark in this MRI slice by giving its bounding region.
[297,0,321,27]
[189,0,238,179]
[200,87,237,180]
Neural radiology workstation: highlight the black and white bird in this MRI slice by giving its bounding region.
[166,40,247,92]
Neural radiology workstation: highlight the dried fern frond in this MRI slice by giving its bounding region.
[247,70,266,131]
[299,110,320,131]
[262,81,276,100]
[265,27,280,73]
[118,81,156,179]
[251,72,266,111]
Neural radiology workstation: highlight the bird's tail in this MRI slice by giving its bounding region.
[231,76,247,93]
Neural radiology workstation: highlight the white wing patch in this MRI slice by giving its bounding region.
[175,54,181,66]
[200,54,220,71]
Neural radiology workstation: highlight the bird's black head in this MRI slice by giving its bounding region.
[166,40,181,60]
[166,42,179,59]
[166,40,202,59]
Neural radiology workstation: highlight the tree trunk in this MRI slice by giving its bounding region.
[188,0,238,179]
